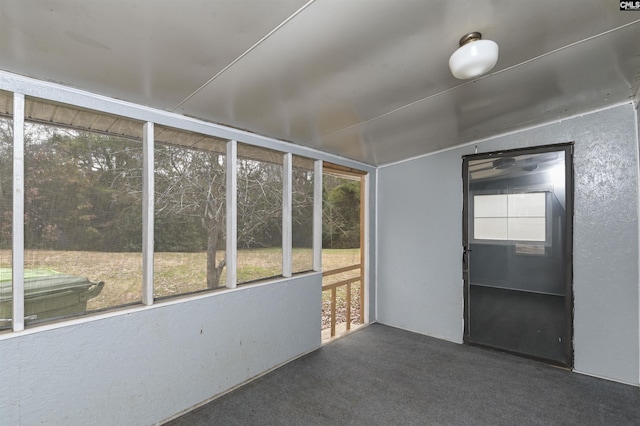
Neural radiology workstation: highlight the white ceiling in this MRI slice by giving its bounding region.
[1,1,639,166]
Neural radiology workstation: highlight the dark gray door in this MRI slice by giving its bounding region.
[463,144,573,367]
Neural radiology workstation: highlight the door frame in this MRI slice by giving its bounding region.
[462,142,574,367]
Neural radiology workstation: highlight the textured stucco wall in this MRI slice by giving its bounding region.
[0,275,321,425]
[377,103,640,385]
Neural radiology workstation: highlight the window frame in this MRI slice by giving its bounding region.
[0,74,373,333]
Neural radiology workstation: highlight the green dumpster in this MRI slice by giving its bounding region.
[0,268,104,325]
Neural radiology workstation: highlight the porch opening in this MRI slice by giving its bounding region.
[321,164,366,342]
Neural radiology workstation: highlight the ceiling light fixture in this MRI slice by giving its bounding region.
[449,32,499,79]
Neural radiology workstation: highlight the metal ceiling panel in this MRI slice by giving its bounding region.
[0,0,309,110]
[315,22,640,165]
[453,23,640,144]
[179,1,639,165]
[0,1,638,166]
[179,0,447,142]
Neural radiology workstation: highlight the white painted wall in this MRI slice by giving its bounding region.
[0,274,321,425]
[377,103,640,386]
[376,147,464,343]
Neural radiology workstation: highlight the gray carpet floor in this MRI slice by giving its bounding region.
[167,323,639,425]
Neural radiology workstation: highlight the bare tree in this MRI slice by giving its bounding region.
[236,158,282,249]
[155,145,227,288]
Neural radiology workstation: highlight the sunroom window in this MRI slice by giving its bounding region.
[236,144,283,284]
[153,125,228,297]
[292,156,314,274]
[22,99,145,324]
[0,92,13,329]
[1,93,324,330]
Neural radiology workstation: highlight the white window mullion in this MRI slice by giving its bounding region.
[313,160,323,271]
[283,153,292,277]
[142,122,154,305]
[12,93,25,332]
[226,140,237,288]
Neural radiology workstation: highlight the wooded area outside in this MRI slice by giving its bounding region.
[0,103,362,322]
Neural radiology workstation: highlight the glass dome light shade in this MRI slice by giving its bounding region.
[449,39,499,79]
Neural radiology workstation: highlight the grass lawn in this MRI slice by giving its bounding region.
[0,248,362,327]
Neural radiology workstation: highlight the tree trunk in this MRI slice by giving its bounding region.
[206,224,226,289]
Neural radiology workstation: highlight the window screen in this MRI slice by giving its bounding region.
[22,101,144,324]
[153,125,228,297]
[0,113,12,330]
[236,144,283,284]
[292,156,314,274]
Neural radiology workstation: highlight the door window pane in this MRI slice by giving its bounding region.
[466,147,571,366]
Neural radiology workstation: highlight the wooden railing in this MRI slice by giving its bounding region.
[322,263,363,338]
